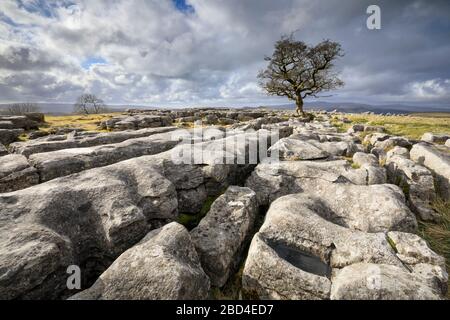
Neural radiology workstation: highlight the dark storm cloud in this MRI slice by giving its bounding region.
[0,0,448,106]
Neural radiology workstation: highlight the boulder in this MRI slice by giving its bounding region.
[102,115,173,130]
[364,125,385,133]
[0,129,23,145]
[446,139,450,148]
[24,113,45,123]
[69,223,210,300]
[311,140,357,157]
[243,193,445,300]
[347,124,365,134]
[421,132,450,144]
[330,263,444,300]
[363,133,391,147]
[243,233,332,300]
[386,155,438,221]
[0,116,39,130]
[191,186,258,287]
[204,114,219,125]
[0,121,14,129]
[370,137,412,162]
[177,186,207,214]
[352,152,379,167]
[114,120,135,130]
[387,232,445,267]
[386,146,410,161]
[374,136,412,152]
[0,143,7,156]
[410,143,450,200]
[28,131,50,140]
[294,184,416,233]
[268,138,329,161]
[365,166,387,185]
[0,154,39,193]
[219,118,238,125]
[0,159,178,299]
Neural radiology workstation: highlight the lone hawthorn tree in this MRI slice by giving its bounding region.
[258,35,344,116]
[74,94,108,115]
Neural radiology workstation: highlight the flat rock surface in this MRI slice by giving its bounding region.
[10,126,177,157]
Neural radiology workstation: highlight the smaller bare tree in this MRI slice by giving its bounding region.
[258,35,344,116]
[5,103,41,115]
[74,94,108,115]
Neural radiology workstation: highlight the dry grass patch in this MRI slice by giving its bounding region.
[343,113,450,140]
[41,113,122,132]
[419,198,450,298]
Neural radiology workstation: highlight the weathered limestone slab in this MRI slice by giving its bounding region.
[410,142,450,200]
[0,143,7,156]
[99,115,173,130]
[69,223,210,300]
[268,138,329,160]
[386,154,438,221]
[330,263,445,300]
[191,186,258,287]
[28,131,181,182]
[0,159,178,299]
[421,132,450,144]
[0,154,39,193]
[246,160,388,207]
[0,115,39,130]
[0,129,23,145]
[0,121,14,129]
[10,126,177,157]
[242,193,445,300]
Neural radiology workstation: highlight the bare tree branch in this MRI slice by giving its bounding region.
[4,103,41,115]
[73,94,108,115]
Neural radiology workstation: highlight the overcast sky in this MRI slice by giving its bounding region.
[0,0,449,108]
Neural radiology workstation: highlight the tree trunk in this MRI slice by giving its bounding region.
[295,96,305,116]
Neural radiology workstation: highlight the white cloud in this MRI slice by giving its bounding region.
[409,79,450,100]
[0,0,449,107]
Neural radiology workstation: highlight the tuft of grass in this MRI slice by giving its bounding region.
[330,118,352,133]
[419,198,450,298]
[177,194,221,230]
[351,163,361,169]
[386,235,398,253]
[211,264,245,300]
[18,133,29,142]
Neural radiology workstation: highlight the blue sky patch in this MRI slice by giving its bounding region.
[16,0,76,18]
[172,0,195,14]
[82,57,107,70]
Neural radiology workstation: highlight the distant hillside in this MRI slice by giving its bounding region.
[0,101,448,115]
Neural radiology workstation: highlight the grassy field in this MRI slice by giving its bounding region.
[331,113,450,140]
[41,113,122,132]
[419,199,450,298]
